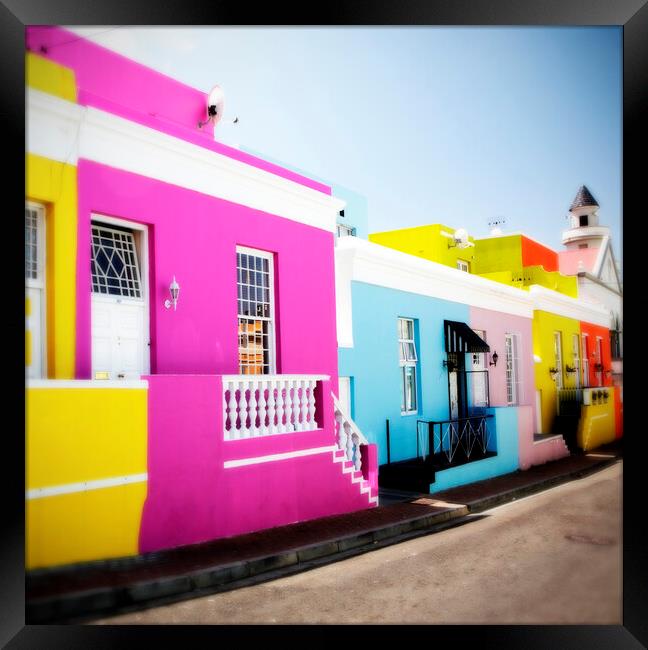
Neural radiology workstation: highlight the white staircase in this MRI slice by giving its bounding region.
[332,393,378,506]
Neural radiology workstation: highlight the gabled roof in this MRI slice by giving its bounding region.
[570,185,599,211]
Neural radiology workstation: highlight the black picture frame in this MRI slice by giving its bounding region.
[4,1,644,647]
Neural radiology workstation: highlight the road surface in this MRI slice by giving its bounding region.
[94,461,622,624]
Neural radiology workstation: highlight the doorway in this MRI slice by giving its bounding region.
[90,216,150,380]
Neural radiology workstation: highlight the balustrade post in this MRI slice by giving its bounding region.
[267,380,277,434]
[276,383,287,433]
[239,382,249,437]
[291,380,301,431]
[352,434,362,471]
[307,380,317,430]
[336,411,347,453]
[258,382,268,435]
[248,379,258,436]
[300,380,309,430]
[345,421,353,463]
[228,381,238,440]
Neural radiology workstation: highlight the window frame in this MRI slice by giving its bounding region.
[25,201,47,379]
[90,220,145,301]
[398,317,418,415]
[236,245,277,375]
[336,223,356,238]
[553,331,564,390]
[456,259,470,273]
[504,332,521,406]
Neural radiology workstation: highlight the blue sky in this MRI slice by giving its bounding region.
[71,26,621,260]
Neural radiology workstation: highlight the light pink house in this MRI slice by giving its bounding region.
[27,27,377,558]
[469,306,568,471]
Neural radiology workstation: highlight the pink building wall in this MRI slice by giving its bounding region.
[469,307,567,469]
[469,307,535,412]
[76,160,339,384]
[26,26,329,195]
[140,375,374,552]
[558,248,600,275]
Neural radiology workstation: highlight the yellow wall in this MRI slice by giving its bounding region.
[26,52,77,102]
[26,53,79,379]
[472,237,578,297]
[370,224,477,270]
[533,310,581,434]
[577,387,616,450]
[26,154,77,379]
[472,235,523,275]
[26,386,148,569]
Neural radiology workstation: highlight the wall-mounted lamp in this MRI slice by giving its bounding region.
[548,367,559,377]
[164,276,180,311]
[443,359,456,372]
[594,362,604,372]
[565,365,576,374]
[489,351,499,367]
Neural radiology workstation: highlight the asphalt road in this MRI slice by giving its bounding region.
[94,461,622,624]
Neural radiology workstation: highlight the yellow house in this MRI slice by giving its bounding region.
[26,52,78,380]
[370,225,578,297]
[370,224,477,272]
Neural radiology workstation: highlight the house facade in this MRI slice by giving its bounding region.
[25,27,377,570]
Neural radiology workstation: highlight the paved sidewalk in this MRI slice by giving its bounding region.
[26,441,622,624]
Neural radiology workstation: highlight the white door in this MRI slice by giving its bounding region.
[471,330,488,407]
[92,297,147,379]
[90,220,148,379]
[449,371,459,420]
[25,203,46,379]
[339,376,352,418]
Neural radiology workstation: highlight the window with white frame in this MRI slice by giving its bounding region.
[237,247,275,375]
[581,334,590,387]
[91,223,143,298]
[505,333,520,405]
[26,202,46,379]
[553,331,564,389]
[595,336,604,386]
[456,259,470,272]
[336,224,355,238]
[398,318,418,414]
[572,333,581,388]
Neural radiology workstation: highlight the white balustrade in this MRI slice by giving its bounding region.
[332,393,369,474]
[223,375,328,440]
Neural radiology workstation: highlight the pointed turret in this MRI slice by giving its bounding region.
[569,185,599,211]
[562,185,608,250]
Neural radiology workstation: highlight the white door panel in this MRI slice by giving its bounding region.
[92,298,147,379]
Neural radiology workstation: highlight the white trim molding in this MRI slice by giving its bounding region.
[27,379,148,389]
[26,473,147,500]
[224,445,337,468]
[528,285,611,327]
[336,237,536,323]
[27,89,345,233]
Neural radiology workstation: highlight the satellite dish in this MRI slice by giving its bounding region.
[198,85,238,130]
[454,228,468,246]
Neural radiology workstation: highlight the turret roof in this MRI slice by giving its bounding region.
[569,185,599,211]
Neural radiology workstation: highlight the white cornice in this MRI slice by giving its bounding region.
[26,89,344,232]
[528,285,610,327]
[336,237,535,319]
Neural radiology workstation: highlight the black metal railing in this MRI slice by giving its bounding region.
[557,388,583,417]
[416,414,495,467]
